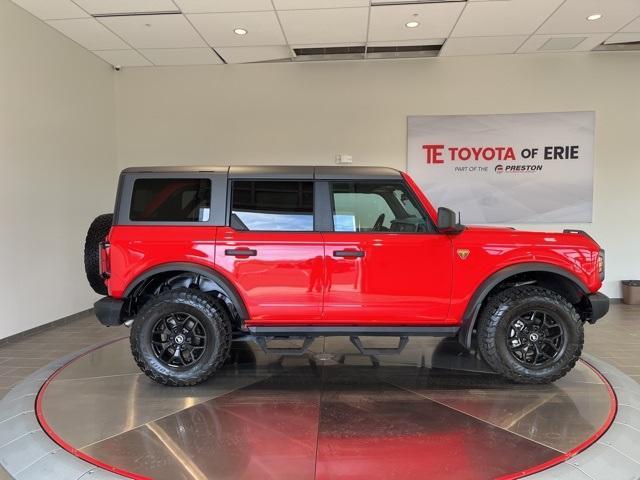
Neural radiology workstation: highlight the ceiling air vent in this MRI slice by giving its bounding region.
[367,44,441,59]
[92,11,181,17]
[293,44,441,62]
[293,46,366,62]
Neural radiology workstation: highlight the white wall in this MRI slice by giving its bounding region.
[0,0,117,339]
[114,53,640,298]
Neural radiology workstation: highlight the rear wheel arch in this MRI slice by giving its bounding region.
[458,263,590,349]
[123,263,249,329]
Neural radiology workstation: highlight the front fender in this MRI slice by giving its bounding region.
[457,262,589,349]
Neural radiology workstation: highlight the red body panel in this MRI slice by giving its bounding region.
[105,172,603,327]
[322,232,453,324]
[446,227,602,323]
[214,227,324,323]
[106,226,218,298]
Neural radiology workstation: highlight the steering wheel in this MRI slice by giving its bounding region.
[372,213,385,231]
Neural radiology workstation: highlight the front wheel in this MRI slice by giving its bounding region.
[130,289,231,386]
[477,286,584,384]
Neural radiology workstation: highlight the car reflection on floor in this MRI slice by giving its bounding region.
[39,336,613,480]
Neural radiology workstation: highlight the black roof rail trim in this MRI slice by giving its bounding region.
[229,165,314,179]
[121,166,229,173]
[120,165,403,180]
[314,166,402,180]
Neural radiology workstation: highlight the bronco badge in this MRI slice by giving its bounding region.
[457,249,470,260]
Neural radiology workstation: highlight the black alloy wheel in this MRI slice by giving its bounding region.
[130,289,231,386]
[506,309,566,368]
[151,313,208,368]
[477,285,584,384]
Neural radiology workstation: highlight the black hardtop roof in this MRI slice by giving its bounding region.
[121,165,403,180]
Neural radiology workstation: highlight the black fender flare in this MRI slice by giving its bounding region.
[458,262,589,349]
[123,262,249,321]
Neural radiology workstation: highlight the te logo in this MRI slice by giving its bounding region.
[423,144,445,164]
[495,165,504,174]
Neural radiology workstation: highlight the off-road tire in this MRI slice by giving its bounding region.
[131,289,232,386]
[84,213,113,295]
[477,286,583,384]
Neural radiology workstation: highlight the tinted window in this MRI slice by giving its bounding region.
[231,181,313,231]
[130,178,211,222]
[331,182,430,233]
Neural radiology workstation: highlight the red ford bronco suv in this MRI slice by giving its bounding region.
[85,166,608,386]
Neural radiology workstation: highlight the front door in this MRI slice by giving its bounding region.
[215,180,324,324]
[323,180,453,325]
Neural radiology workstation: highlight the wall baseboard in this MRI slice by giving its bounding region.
[0,308,95,345]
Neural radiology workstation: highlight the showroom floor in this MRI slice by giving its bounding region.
[0,304,638,480]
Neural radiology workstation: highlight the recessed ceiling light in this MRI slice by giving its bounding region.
[234,28,248,35]
[586,14,602,21]
[405,21,420,28]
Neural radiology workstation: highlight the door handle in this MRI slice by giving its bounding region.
[333,250,364,258]
[225,248,257,257]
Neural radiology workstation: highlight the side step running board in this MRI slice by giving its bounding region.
[254,336,315,356]
[248,326,459,337]
[349,336,409,355]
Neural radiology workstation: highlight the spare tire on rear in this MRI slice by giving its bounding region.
[84,213,113,295]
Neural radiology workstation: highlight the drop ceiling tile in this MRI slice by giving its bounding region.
[605,32,640,44]
[367,38,445,47]
[98,14,205,49]
[92,49,152,66]
[73,0,178,15]
[621,16,640,32]
[368,3,465,42]
[174,0,273,14]
[216,45,291,63]
[538,0,640,35]
[441,35,528,56]
[11,0,89,20]
[274,0,368,9]
[138,47,222,64]
[46,18,130,50]
[188,11,285,46]
[451,0,563,37]
[539,36,587,50]
[278,7,369,44]
[518,33,610,53]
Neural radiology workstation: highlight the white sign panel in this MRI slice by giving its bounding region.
[407,112,594,224]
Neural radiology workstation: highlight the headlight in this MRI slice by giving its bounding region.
[597,250,605,281]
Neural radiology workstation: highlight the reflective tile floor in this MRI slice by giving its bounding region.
[37,336,614,480]
[1,304,637,480]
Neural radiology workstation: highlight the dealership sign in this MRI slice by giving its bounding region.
[407,112,594,224]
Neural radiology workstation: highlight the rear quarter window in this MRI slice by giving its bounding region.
[129,178,211,222]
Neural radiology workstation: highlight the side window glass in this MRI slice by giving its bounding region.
[130,178,211,222]
[231,181,314,231]
[331,182,430,233]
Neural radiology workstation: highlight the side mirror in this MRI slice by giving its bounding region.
[437,207,463,233]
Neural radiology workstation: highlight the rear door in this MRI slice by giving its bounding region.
[322,180,453,325]
[214,177,324,324]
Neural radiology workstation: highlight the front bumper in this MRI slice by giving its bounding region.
[94,297,125,326]
[587,292,610,324]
